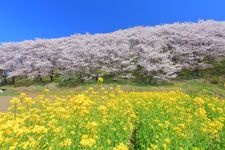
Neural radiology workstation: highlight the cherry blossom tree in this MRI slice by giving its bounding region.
[0,20,225,84]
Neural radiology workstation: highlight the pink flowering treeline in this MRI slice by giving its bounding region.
[0,20,225,83]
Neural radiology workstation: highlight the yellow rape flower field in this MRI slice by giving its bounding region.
[0,86,225,150]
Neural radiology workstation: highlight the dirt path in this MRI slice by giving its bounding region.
[0,96,13,112]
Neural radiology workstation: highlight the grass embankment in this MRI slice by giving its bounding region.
[1,78,224,113]
[1,78,225,98]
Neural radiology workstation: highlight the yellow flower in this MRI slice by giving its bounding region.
[80,135,96,147]
[193,97,205,106]
[98,77,104,84]
[44,88,50,94]
[31,125,47,134]
[10,98,20,105]
[113,143,129,150]
[178,123,186,129]
[60,138,72,147]
[98,105,107,114]
[24,97,34,105]
[107,139,111,144]
[86,121,98,129]
[1,89,225,149]
[149,144,158,150]
[9,145,17,150]
[196,107,208,119]
[88,87,94,91]
[164,138,171,144]
[19,93,27,98]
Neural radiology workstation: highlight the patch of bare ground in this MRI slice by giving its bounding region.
[0,96,13,112]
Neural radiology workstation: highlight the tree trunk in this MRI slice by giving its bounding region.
[149,77,153,84]
[96,74,99,81]
[37,75,43,83]
[193,68,200,77]
[80,78,84,84]
[50,70,54,82]
[4,79,7,84]
[39,77,43,82]
[12,77,15,85]
[50,75,53,82]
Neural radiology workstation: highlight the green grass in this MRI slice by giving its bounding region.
[0,85,19,96]
[1,78,225,98]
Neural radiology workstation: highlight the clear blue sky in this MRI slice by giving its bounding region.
[0,0,225,42]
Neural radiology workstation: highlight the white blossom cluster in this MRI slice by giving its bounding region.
[0,20,225,82]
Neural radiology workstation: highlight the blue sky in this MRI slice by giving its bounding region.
[0,0,225,42]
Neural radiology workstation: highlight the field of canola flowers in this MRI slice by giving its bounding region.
[0,86,225,150]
